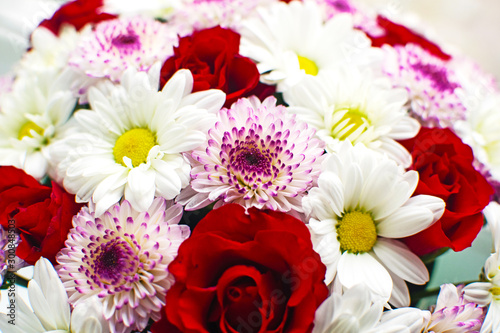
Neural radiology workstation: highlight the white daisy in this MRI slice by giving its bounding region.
[239,0,381,92]
[176,96,324,212]
[313,284,427,333]
[0,258,108,333]
[0,70,77,179]
[49,66,225,216]
[303,142,445,305]
[285,66,419,167]
[57,198,190,333]
[464,201,500,333]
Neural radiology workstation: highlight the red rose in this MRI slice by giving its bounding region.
[152,204,328,333]
[39,0,116,35]
[160,26,266,108]
[367,16,451,61]
[400,128,493,255]
[0,166,83,265]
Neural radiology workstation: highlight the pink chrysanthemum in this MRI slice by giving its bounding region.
[177,96,325,213]
[69,16,176,82]
[383,43,466,127]
[57,198,190,333]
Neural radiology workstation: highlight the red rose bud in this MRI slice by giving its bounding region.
[399,128,494,255]
[39,0,116,36]
[0,166,83,265]
[160,26,267,108]
[152,204,328,333]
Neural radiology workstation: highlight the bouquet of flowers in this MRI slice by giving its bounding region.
[1,0,500,332]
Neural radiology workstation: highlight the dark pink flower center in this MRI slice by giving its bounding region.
[411,62,459,93]
[112,31,141,53]
[83,235,140,289]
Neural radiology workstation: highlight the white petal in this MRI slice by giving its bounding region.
[386,270,411,308]
[405,195,445,222]
[377,307,428,333]
[0,296,46,333]
[160,69,193,107]
[179,89,226,114]
[387,117,420,140]
[377,207,434,238]
[337,252,392,301]
[327,314,360,333]
[32,258,70,329]
[124,167,156,212]
[481,301,500,333]
[484,201,500,252]
[28,281,59,330]
[463,282,493,306]
[152,159,184,199]
[376,138,413,168]
[373,239,429,285]
[70,296,108,333]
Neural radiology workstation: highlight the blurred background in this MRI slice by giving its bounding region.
[1,0,499,79]
[0,0,498,311]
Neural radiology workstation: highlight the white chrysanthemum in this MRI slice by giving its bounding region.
[239,0,381,92]
[167,0,277,37]
[68,15,177,95]
[48,67,225,216]
[0,258,108,333]
[304,143,445,305]
[103,0,181,18]
[383,43,466,128]
[57,198,190,333]
[464,201,500,333]
[423,284,484,333]
[285,66,419,167]
[176,96,325,212]
[18,25,80,73]
[0,70,77,179]
[453,91,500,183]
[313,284,427,333]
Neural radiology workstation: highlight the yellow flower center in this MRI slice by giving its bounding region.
[334,107,369,140]
[336,210,377,254]
[18,121,44,139]
[491,286,500,296]
[297,55,319,76]
[113,128,156,167]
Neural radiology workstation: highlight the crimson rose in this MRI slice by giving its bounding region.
[153,204,328,333]
[367,16,451,61]
[39,0,116,36]
[160,26,268,108]
[400,128,493,255]
[0,166,83,265]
